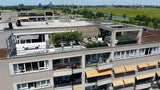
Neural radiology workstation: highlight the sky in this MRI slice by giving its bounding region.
[0,0,160,6]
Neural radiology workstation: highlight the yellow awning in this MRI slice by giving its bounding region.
[19,17,29,20]
[74,88,82,90]
[86,69,112,78]
[157,72,160,77]
[138,63,148,68]
[114,67,126,74]
[112,80,124,87]
[123,78,135,84]
[136,73,155,80]
[147,62,158,66]
[125,65,136,72]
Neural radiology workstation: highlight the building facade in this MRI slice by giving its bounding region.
[0,19,160,90]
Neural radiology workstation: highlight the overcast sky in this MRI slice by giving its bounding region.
[0,0,160,6]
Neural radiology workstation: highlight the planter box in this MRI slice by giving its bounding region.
[117,40,137,45]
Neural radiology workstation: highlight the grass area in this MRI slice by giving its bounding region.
[79,8,160,19]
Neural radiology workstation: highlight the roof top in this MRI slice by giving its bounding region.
[0,20,93,31]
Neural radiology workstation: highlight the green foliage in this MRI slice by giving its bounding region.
[86,40,108,48]
[49,31,83,47]
[148,22,154,28]
[123,14,126,19]
[37,12,44,16]
[116,35,135,41]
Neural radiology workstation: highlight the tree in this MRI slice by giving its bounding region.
[123,14,126,21]
[148,22,154,28]
[135,14,140,21]
[109,13,113,20]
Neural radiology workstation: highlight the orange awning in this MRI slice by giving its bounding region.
[74,88,82,90]
[136,73,155,80]
[112,80,124,87]
[157,72,160,77]
[114,67,126,74]
[125,65,136,72]
[123,78,135,84]
[138,63,148,68]
[86,69,112,78]
[147,62,158,66]
[19,17,29,20]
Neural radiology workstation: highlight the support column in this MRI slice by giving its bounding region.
[137,30,142,44]
[82,54,86,90]
[111,31,116,47]
[108,51,114,63]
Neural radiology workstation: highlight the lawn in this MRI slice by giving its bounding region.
[79,8,160,19]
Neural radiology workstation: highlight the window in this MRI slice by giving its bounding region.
[17,83,28,90]
[126,51,129,58]
[17,79,51,90]
[92,54,97,61]
[139,49,145,56]
[151,47,159,54]
[121,51,125,59]
[114,52,121,59]
[13,60,49,74]
[25,63,32,71]
[32,62,38,70]
[129,50,135,57]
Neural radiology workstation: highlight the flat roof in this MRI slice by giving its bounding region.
[0,20,93,31]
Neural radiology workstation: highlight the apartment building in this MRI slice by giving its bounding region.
[0,18,160,90]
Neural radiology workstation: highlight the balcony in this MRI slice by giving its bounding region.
[54,74,82,88]
[55,86,72,90]
[97,63,113,70]
[135,83,151,90]
[53,63,81,77]
[97,78,112,86]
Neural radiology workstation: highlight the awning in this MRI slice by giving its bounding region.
[136,73,155,80]
[112,80,124,87]
[147,62,158,66]
[86,69,112,78]
[123,78,135,84]
[114,67,126,74]
[74,88,82,90]
[19,17,29,20]
[125,65,136,72]
[137,63,148,68]
[157,72,160,77]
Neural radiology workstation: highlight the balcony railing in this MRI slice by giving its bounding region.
[54,79,82,87]
[135,83,151,90]
[53,62,81,70]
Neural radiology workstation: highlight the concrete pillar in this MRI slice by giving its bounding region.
[137,30,142,44]
[45,34,49,41]
[136,49,140,57]
[82,54,86,90]
[108,51,114,63]
[111,31,116,47]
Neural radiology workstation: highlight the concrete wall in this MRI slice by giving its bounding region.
[0,40,160,90]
